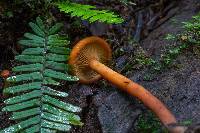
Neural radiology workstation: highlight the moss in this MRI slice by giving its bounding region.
[136,111,168,133]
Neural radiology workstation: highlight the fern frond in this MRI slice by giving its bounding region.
[1,17,83,133]
[56,1,124,24]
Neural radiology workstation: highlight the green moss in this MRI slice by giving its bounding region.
[181,119,192,126]
[136,111,168,133]
[141,13,200,75]
[135,54,156,66]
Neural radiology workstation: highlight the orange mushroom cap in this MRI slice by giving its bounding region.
[69,36,112,84]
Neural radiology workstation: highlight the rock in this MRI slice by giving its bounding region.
[115,55,128,71]
[122,44,135,54]
[92,91,111,107]
[76,105,102,133]
[129,71,143,82]
[98,92,141,133]
[138,0,200,124]
[68,84,93,108]
[172,68,200,122]
[138,52,200,124]
[78,85,94,96]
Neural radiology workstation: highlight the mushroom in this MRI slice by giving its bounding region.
[69,36,177,130]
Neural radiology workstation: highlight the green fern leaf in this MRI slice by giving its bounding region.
[42,112,82,126]
[11,107,40,120]
[1,116,41,133]
[24,32,45,42]
[46,61,69,71]
[42,104,83,126]
[46,53,68,62]
[42,95,81,112]
[7,72,43,82]
[48,34,68,41]
[42,112,70,124]
[12,63,43,72]
[42,104,80,118]
[47,46,71,54]
[48,39,70,46]
[41,120,71,132]
[2,98,40,112]
[49,23,63,35]
[18,39,44,47]
[22,47,44,55]
[42,86,68,97]
[24,124,40,133]
[29,22,45,37]
[15,55,44,63]
[3,82,42,94]
[1,17,82,133]
[44,69,79,81]
[56,1,124,24]
[4,90,41,105]
[40,128,57,133]
[43,77,60,85]
[36,17,46,32]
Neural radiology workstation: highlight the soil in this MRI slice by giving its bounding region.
[0,0,200,132]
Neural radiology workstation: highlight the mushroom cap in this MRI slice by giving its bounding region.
[69,36,112,84]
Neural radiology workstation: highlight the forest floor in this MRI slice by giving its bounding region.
[0,0,200,133]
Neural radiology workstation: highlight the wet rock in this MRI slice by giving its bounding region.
[78,85,94,96]
[71,103,102,133]
[68,84,93,108]
[129,71,143,82]
[138,53,200,124]
[122,44,135,54]
[115,55,128,71]
[137,0,200,124]
[98,92,141,133]
[172,67,200,122]
[134,10,144,42]
[93,91,111,107]
[69,85,103,133]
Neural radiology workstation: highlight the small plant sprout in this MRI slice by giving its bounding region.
[69,36,181,131]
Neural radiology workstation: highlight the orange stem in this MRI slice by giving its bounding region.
[89,59,177,126]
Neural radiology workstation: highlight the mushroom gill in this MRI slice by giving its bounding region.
[69,37,111,83]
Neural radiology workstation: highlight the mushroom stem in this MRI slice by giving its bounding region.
[89,59,177,126]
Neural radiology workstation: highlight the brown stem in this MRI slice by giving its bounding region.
[89,59,177,126]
